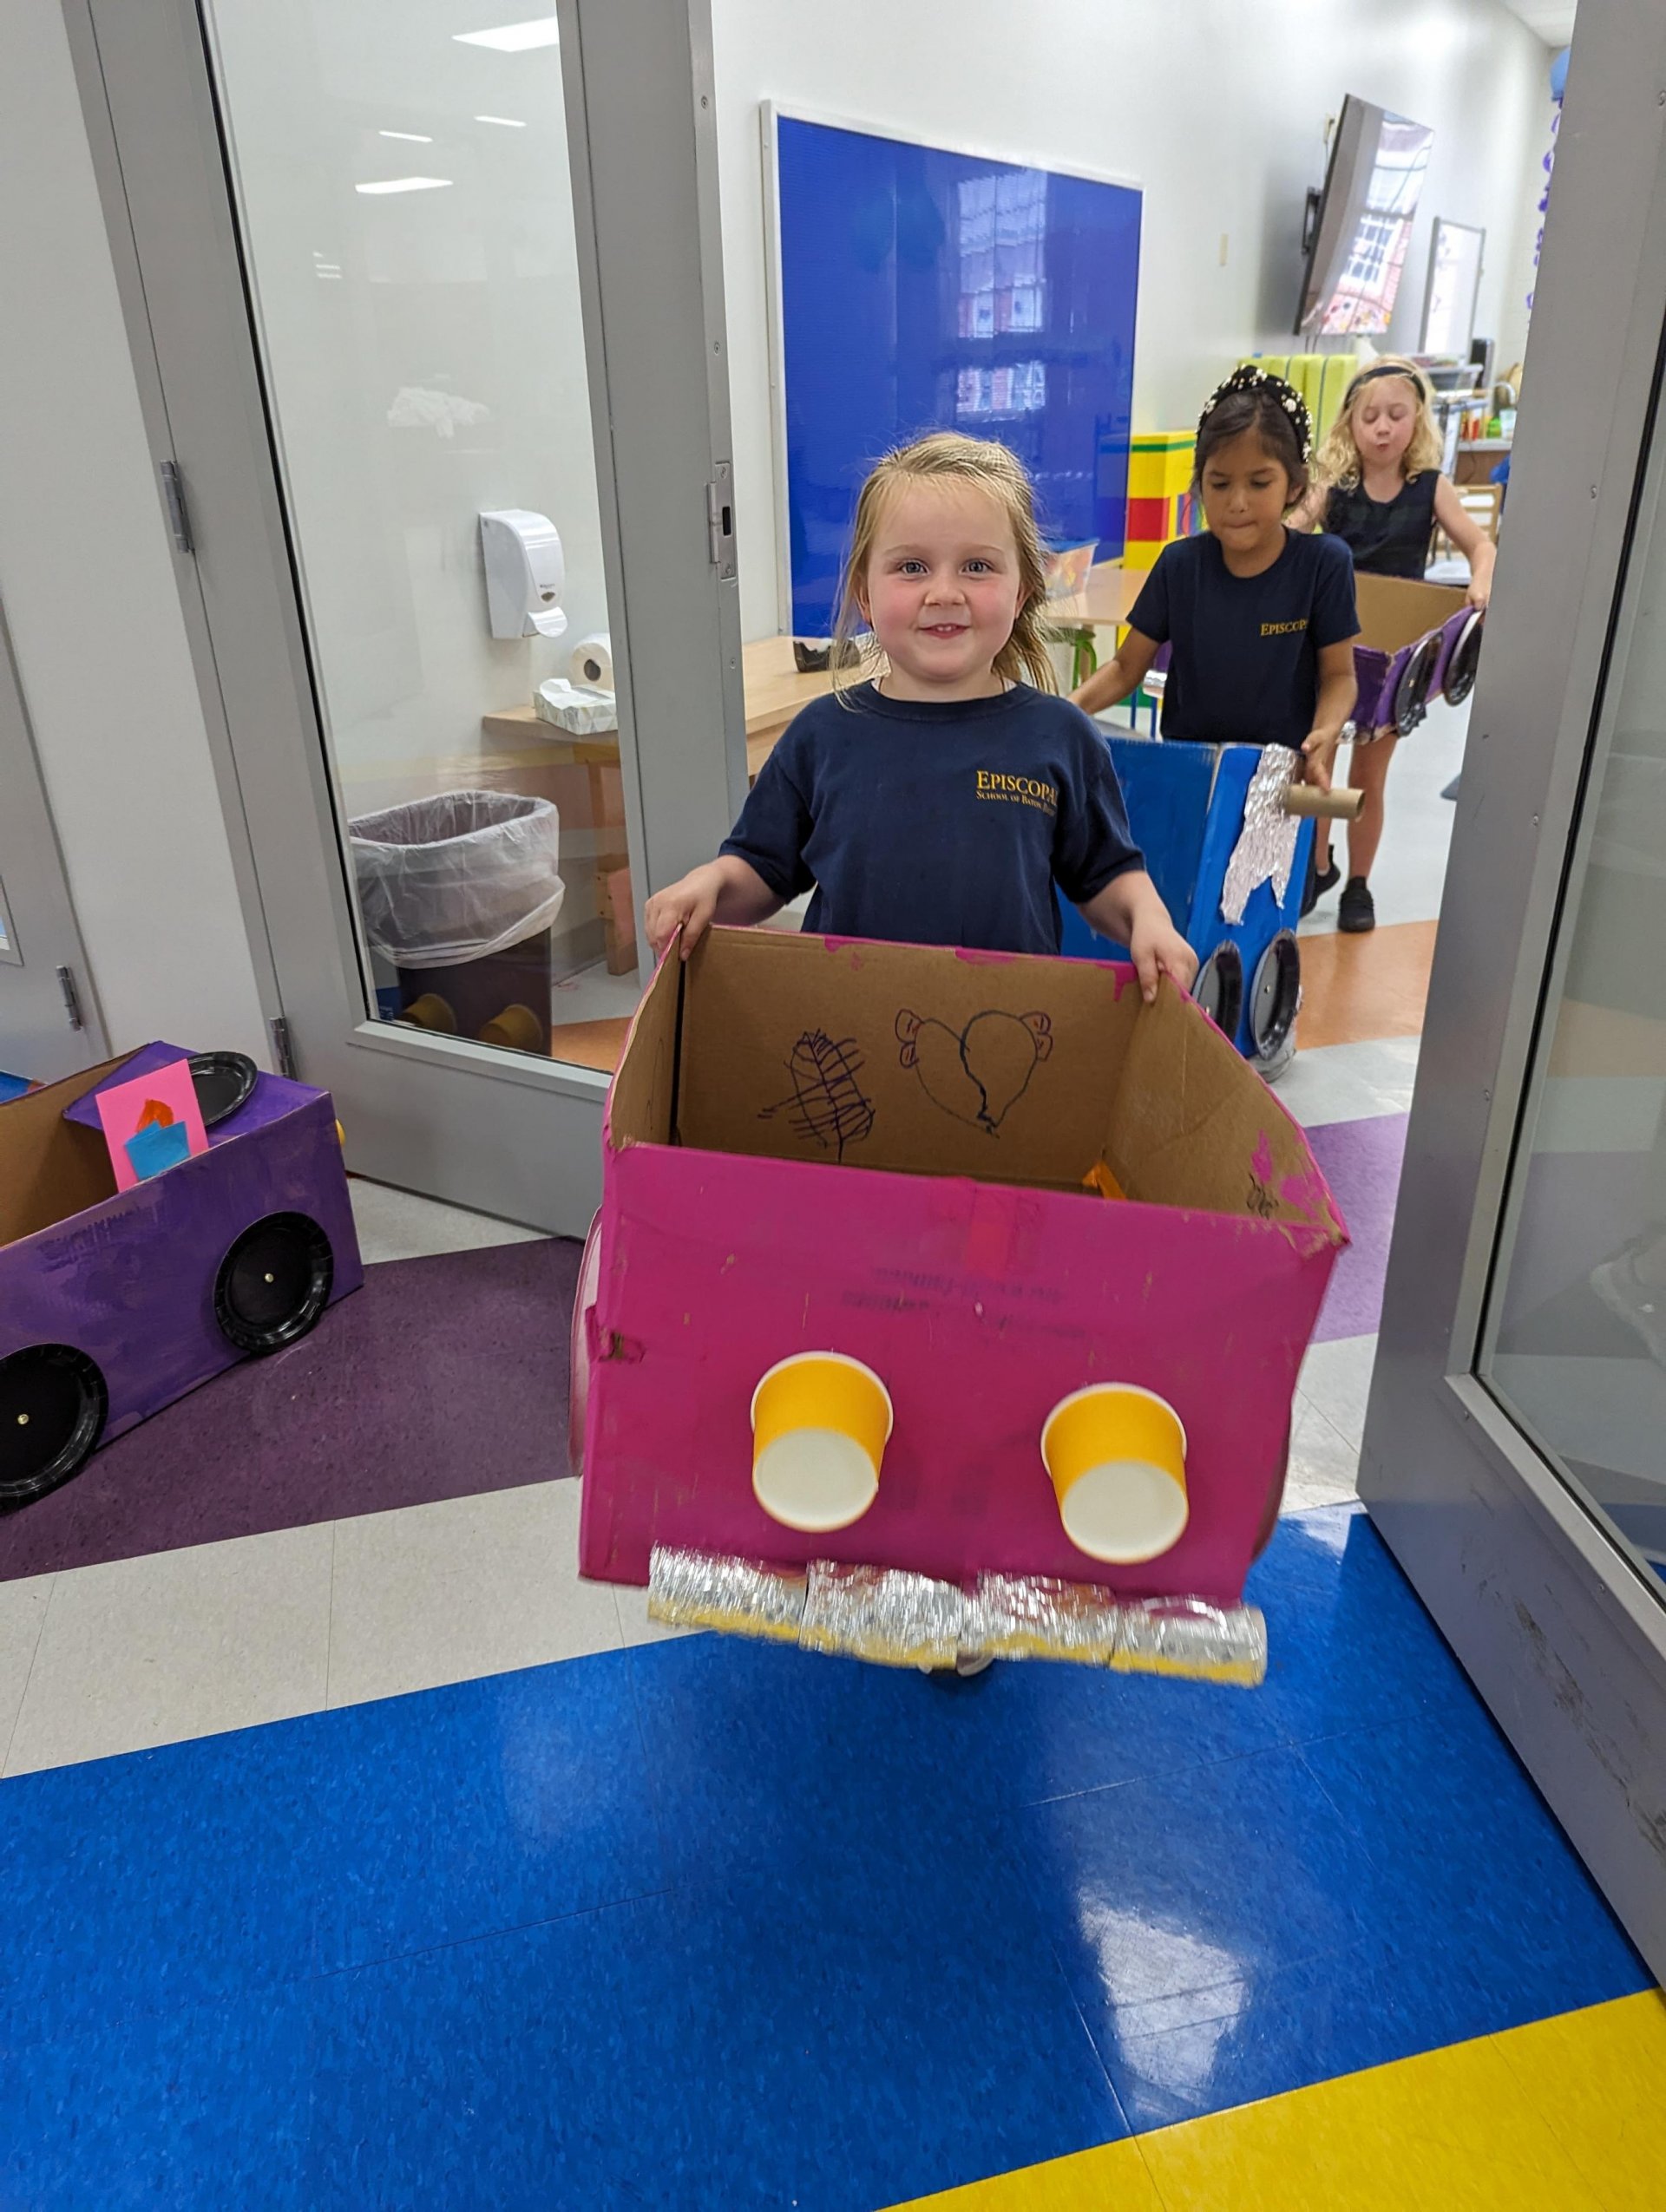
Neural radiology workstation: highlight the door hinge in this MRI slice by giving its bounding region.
[705,462,736,580]
[268,1013,297,1079]
[159,458,194,554]
[56,965,84,1032]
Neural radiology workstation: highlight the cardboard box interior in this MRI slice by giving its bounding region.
[0,1057,122,1249]
[1352,571,1468,652]
[610,930,1330,1235]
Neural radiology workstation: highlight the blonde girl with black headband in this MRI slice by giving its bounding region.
[1293,356,1495,931]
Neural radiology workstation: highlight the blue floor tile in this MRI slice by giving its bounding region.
[626,1628,1289,1890]
[0,1652,666,2056]
[1005,1742,1389,2127]
[1248,1507,1477,1745]
[3,1983,316,2212]
[307,1855,1125,2212]
[1301,1701,1653,2032]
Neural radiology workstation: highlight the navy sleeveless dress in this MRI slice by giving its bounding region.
[1323,471,1439,579]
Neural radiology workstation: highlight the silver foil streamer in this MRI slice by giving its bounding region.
[645,1547,1265,1685]
[973,1574,1122,1663]
[1112,1596,1267,1686]
[647,1547,807,1641]
[1220,743,1302,926]
[800,1561,965,1669]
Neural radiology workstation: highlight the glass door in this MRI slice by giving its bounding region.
[0,601,108,1084]
[1362,3,1666,1983]
[68,0,744,1230]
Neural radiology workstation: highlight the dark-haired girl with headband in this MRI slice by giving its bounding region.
[1291,355,1494,931]
[1072,368,1360,811]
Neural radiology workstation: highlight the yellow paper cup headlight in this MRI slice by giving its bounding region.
[751,1352,893,1534]
[1041,1384,1189,1564]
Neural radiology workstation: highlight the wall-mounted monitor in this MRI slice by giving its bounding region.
[1298,95,1435,337]
[1422,219,1486,357]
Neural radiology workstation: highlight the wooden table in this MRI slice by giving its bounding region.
[479,635,836,784]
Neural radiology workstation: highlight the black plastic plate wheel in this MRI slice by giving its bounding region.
[1193,941,1245,1043]
[0,1344,108,1512]
[1249,931,1302,1082]
[1394,630,1443,736]
[188,1050,259,1129]
[213,1212,334,1356]
[1442,610,1485,706]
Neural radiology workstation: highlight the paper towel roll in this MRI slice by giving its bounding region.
[570,631,613,689]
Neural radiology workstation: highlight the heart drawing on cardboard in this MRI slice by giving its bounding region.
[895,1007,1053,1134]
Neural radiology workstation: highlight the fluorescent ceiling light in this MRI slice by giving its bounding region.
[475,114,527,127]
[379,130,433,143]
[452,17,560,52]
[355,176,454,195]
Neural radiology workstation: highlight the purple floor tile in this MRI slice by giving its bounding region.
[1307,1114,1408,1345]
[1,1238,580,1582]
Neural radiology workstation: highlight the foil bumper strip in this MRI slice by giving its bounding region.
[644,1548,806,1642]
[1221,742,1302,926]
[646,1548,1266,1685]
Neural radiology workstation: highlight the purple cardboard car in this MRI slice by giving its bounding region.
[0,1043,363,1513]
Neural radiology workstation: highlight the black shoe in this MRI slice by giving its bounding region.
[1301,856,1341,918]
[1338,876,1376,933]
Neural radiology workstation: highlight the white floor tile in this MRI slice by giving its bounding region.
[0,1573,54,1771]
[348,1177,548,1266]
[5,1527,332,1777]
[548,959,643,1026]
[1282,1395,1361,1512]
[1301,695,1468,938]
[1276,1035,1421,1131]
[326,1480,620,1709]
[1297,1333,1380,1454]
[611,1579,699,1649]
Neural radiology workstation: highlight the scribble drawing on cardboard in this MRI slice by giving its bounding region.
[895,1009,1053,1134]
[760,1031,877,1161]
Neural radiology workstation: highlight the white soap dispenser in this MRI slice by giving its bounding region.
[480,509,568,639]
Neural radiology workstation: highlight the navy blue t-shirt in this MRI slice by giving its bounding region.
[720,683,1143,956]
[1128,529,1359,748]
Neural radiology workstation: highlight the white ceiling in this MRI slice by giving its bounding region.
[1499,0,1577,44]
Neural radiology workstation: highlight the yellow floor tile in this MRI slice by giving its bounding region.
[1492,1991,1666,2210]
[1135,2031,1606,2212]
[883,2137,1164,2210]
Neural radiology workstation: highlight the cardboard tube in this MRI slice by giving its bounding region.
[1041,1384,1189,1564]
[751,1352,892,1534]
[1282,783,1364,821]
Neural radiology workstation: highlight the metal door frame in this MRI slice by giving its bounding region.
[0,598,109,1078]
[1364,6,1666,1980]
[61,0,744,1231]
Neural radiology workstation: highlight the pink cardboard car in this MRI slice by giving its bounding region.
[574,930,1347,1672]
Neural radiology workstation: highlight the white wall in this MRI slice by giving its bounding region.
[0,0,268,1063]
[713,0,1553,639]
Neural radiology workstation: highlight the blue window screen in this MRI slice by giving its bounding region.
[774,115,1142,638]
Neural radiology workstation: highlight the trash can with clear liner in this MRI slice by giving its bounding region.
[348,792,564,1051]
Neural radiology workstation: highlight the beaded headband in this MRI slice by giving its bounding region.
[1197,363,1312,463]
[1342,360,1431,406]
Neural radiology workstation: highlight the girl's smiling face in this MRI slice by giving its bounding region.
[857,481,1026,700]
[1353,376,1420,470]
[1197,429,1294,564]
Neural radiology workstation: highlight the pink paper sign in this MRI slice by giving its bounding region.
[94,1057,211,1192]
